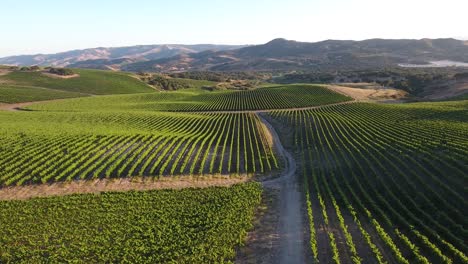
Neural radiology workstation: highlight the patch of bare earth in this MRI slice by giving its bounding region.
[253,114,311,264]
[236,188,280,264]
[0,70,14,85]
[0,69,11,76]
[0,99,66,111]
[327,84,408,102]
[41,72,80,79]
[0,102,37,111]
[0,175,249,201]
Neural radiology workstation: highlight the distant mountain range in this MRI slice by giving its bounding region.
[0,44,245,69]
[1,38,467,72]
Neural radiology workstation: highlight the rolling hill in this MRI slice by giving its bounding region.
[1,82,466,263]
[2,39,467,73]
[121,38,468,72]
[0,44,245,69]
[0,68,155,103]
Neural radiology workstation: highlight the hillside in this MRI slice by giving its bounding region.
[0,68,155,94]
[274,67,468,99]
[3,39,467,73]
[0,68,154,103]
[25,84,351,112]
[121,38,468,72]
[1,88,466,263]
[1,80,466,263]
[0,44,245,69]
[0,85,85,104]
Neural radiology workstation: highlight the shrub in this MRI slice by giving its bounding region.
[49,67,75,76]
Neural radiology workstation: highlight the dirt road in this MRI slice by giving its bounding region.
[258,114,309,264]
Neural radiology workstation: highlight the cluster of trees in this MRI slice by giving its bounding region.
[273,68,468,95]
[16,65,41,71]
[140,74,192,90]
[8,66,75,76]
[207,80,260,91]
[169,71,270,82]
[150,68,468,96]
[48,67,75,76]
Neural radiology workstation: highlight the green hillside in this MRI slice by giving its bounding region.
[1,72,466,263]
[0,110,278,185]
[26,84,352,112]
[0,85,86,103]
[0,69,154,96]
[269,100,468,263]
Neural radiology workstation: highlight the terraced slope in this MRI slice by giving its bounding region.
[269,100,468,264]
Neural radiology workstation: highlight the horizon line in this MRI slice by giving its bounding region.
[1,36,466,58]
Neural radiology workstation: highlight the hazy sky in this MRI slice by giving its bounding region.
[1,0,466,57]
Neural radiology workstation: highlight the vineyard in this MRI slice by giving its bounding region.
[0,85,86,103]
[0,111,277,186]
[0,78,466,262]
[25,84,351,112]
[0,69,154,95]
[268,100,468,263]
[0,182,262,263]
[0,84,352,186]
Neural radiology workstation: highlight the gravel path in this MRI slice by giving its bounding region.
[258,114,309,264]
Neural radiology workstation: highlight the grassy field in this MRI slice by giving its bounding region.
[269,100,468,263]
[0,85,87,103]
[0,69,154,100]
[26,84,352,112]
[0,182,262,263]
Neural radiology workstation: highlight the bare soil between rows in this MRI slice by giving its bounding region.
[0,98,70,111]
[0,175,249,200]
[237,114,311,264]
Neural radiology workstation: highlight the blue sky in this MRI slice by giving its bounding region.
[1,0,466,57]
